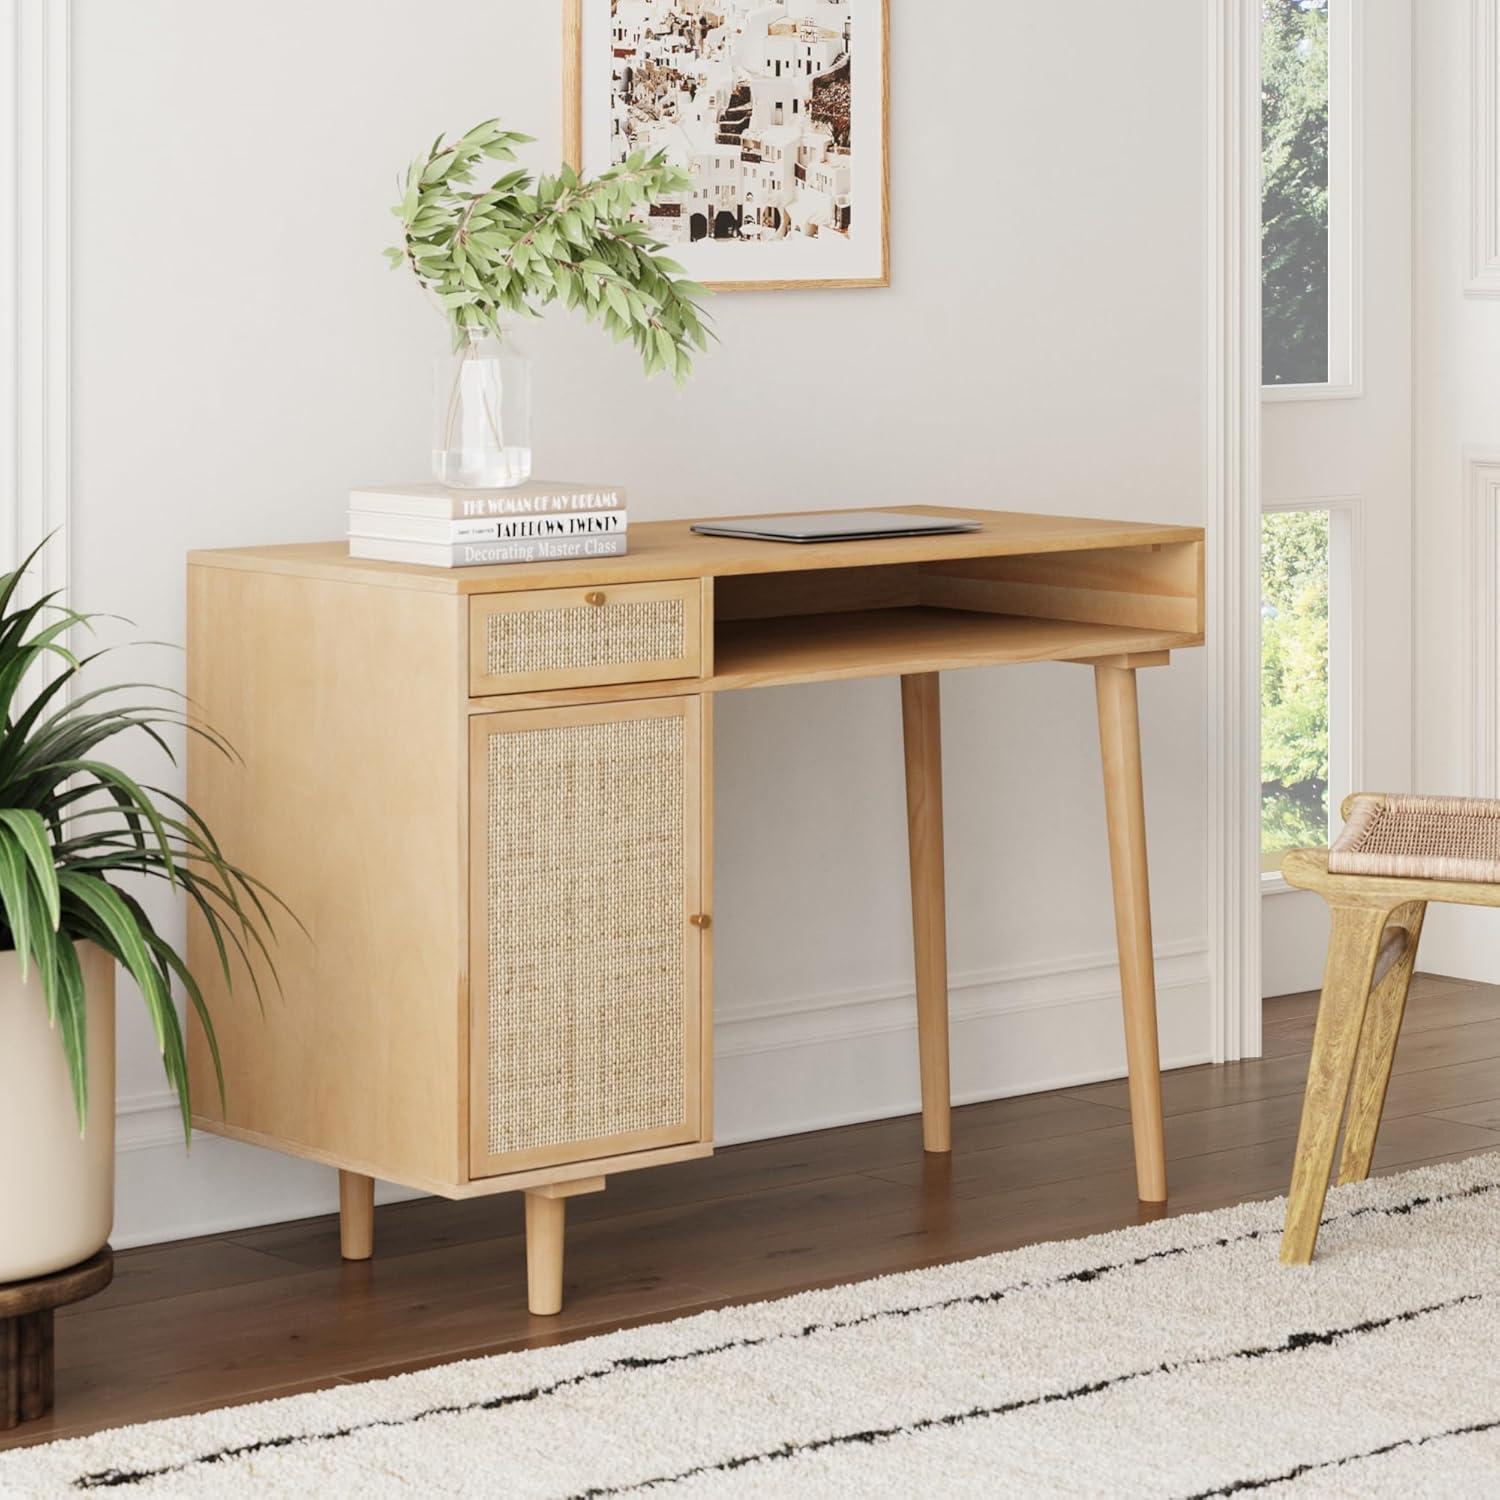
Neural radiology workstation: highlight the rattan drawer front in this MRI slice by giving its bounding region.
[469,581,702,695]
[468,698,704,1177]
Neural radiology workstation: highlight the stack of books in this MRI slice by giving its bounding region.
[348,482,628,568]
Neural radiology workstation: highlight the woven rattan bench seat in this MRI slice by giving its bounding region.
[1327,793,1500,883]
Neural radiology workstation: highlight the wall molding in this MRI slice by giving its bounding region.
[117,940,1213,1155]
[1470,0,1500,295]
[1468,450,1500,793]
[1205,0,1263,1061]
[3,0,70,587]
[718,940,1210,1059]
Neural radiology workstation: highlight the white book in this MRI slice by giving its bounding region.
[349,533,629,568]
[348,510,627,543]
[349,481,626,519]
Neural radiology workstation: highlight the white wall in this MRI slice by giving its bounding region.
[69,1,1217,1246]
[1413,0,1500,979]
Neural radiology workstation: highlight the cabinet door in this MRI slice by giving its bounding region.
[468,697,705,1177]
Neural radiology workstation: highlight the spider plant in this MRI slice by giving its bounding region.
[0,542,286,1139]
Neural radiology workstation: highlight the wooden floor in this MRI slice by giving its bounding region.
[8,975,1500,1452]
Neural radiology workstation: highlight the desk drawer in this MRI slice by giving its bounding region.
[469,581,702,695]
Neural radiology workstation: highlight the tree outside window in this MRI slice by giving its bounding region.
[1261,509,1330,857]
[1262,0,1329,386]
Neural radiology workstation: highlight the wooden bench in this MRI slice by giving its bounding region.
[1281,793,1500,1262]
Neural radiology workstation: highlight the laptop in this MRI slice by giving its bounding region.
[690,511,982,544]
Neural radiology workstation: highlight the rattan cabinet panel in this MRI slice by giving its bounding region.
[469,580,702,695]
[468,697,705,1177]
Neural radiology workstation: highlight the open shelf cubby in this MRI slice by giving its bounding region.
[708,549,1205,692]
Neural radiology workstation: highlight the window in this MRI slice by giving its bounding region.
[1260,504,1354,869]
[1261,510,1328,860]
[1262,1,1328,384]
[1261,0,1355,393]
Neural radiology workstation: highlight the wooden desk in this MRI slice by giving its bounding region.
[185,506,1205,1314]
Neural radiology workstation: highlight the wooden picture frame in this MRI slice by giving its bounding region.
[562,0,889,291]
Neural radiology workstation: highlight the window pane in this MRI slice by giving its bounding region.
[1261,509,1330,860]
[1262,0,1330,385]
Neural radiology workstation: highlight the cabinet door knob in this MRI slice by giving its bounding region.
[584,591,606,607]
[689,913,712,930]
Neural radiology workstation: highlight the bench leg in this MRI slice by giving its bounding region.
[1094,665,1167,1202]
[339,1170,375,1260]
[901,672,952,1154]
[1281,903,1392,1264]
[1337,901,1426,1185]
[524,1177,605,1316]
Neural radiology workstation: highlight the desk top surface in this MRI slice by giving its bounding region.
[189,505,1205,595]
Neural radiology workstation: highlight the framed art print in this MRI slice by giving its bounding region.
[563,0,889,291]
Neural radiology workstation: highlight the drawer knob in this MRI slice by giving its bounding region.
[584,591,606,607]
[689,913,712,930]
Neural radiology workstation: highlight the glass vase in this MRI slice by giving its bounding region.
[432,327,532,489]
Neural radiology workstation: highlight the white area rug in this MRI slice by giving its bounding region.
[5,1153,1500,1498]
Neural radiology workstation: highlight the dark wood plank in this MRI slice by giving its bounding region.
[66,1239,292,1316]
[2,1374,358,1452]
[231,1090,1130,1270]
[1380,1055,1500,1116]
[1065,1009,1500,1116]
[1261,980,1500,1058]
[1430,1098,1500,1131]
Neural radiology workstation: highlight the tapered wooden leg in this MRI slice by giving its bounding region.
[1336,901,1425,1186]
[524,1177,605,1316]
[524,1194,566,1316]
[1280,902,1392,1264]
[338,1170,375,1261]
[1093,666,1167,1202]
[900,672,952,1154]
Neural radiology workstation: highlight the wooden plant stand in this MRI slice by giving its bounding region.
[0,1248,113,1430]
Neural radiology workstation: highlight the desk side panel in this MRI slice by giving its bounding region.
[185,563,467,1188]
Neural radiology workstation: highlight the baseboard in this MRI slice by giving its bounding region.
[713,939,1208,1059]
[112,1131,431,1250]
[111,938,1212,1249]
[712,940,1211,1144]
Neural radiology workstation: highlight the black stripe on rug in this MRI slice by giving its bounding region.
[1181,1414,1500,1497]
[568,1295,1481,1498]
[71,1175,1500,1492]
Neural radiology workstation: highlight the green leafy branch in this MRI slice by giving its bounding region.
[386,118,712,384]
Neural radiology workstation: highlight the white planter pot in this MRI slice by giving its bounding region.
[0,943,114,1282]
